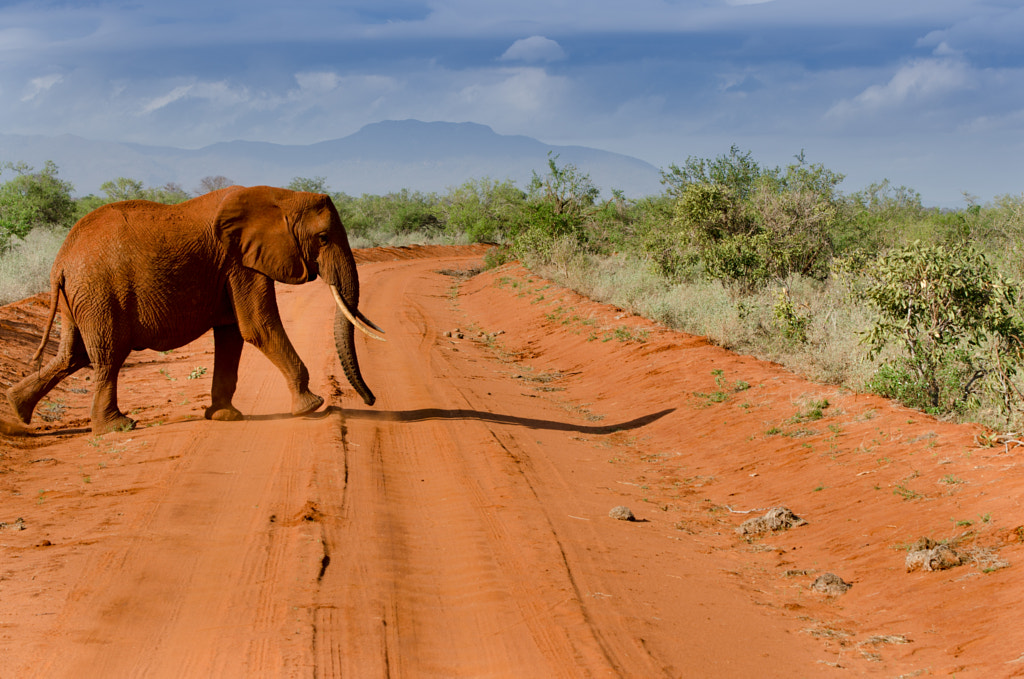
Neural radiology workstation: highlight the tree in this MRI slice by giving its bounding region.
[748,152,845,280]
[660,145,765,201]
[287,176,329,193]
[195,175,235,194]
[97,178,192,206]
[0,160,76,251]
[512,153,600,261]
[147,182,191,204]
[438,177,526,243]
[100,177,146,202]
[527,152,599,220]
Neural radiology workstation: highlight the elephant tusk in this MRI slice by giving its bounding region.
[330,285,386,341]
[356,309,385,334]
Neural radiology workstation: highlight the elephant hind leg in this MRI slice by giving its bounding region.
[7,320,90,424]
[90,362,135,434]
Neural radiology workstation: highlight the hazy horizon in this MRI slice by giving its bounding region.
[2,1,1022,206]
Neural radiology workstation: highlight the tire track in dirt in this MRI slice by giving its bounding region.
[313,258,641,677]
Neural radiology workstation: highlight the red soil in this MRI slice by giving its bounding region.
[1,244,1022,677]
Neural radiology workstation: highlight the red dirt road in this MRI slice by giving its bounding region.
[3,245,1024,677]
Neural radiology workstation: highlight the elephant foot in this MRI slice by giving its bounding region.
[6,387,34,425]
[292,391,324,417]
[93,413,136,435]
[205,405,244,421]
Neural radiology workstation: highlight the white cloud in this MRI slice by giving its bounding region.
[141,81,250,115]
[827,58,972,119]
[292,72,398,99]
[142,85,193,114]
[21,74,62,102]
[295,72,342,93]
[500,36,565,63]
[456,67,569,117]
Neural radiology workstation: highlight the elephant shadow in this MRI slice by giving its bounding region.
[327,405,676,435]
[18,406,675,438]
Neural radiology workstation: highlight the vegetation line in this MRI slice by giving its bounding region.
[2,150,1023,428]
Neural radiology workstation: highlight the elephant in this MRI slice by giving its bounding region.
[6,185,384,434]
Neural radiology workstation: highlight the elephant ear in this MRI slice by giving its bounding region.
[213,186,311,284]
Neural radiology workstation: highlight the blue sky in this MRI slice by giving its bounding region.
[1,0,1022,205]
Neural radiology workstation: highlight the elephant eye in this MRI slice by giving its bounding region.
[317,232,329,245]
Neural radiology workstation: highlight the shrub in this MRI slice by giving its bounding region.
[527,152,600,222]
[100,177,147,202]
[0,161,76,251]
[772,287,810,343]
[861,241,1024,414]
[510,154,599,263]
[838,180,925,254]
[660,145,763,202]
[196,175,235,194]
[332,189,444,244]
[674,182,750,241]
[482,246,515,270]
[439,178,526,243]
[662,150,844,289]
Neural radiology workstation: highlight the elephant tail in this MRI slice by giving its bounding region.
[29,271,63,370]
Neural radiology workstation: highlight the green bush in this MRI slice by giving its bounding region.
[0,161,76,251]
[838,180,925,254]
[657,150,844,289]
[674,182,749,241]
[510,154,599,263]
[772,287,810,343]
[334,189,443,243]
[861,241,1024,414]
[439,178,526,243]
[660,145,763,202]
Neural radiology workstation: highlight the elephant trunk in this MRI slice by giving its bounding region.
[327,235,380,406]
[334,309,376,406]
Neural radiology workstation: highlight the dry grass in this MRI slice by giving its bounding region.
[533,246,880,392]
[0,227,66,305]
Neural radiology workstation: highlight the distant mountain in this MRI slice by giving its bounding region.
[0,120,663,198]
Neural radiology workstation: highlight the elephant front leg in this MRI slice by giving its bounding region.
[233,274,323,417]
[205,324,245,421]
[274,344,324,416]
[252,333,324,417]
[90,363,136,434]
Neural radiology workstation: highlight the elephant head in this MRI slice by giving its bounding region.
[213,185,383,405]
